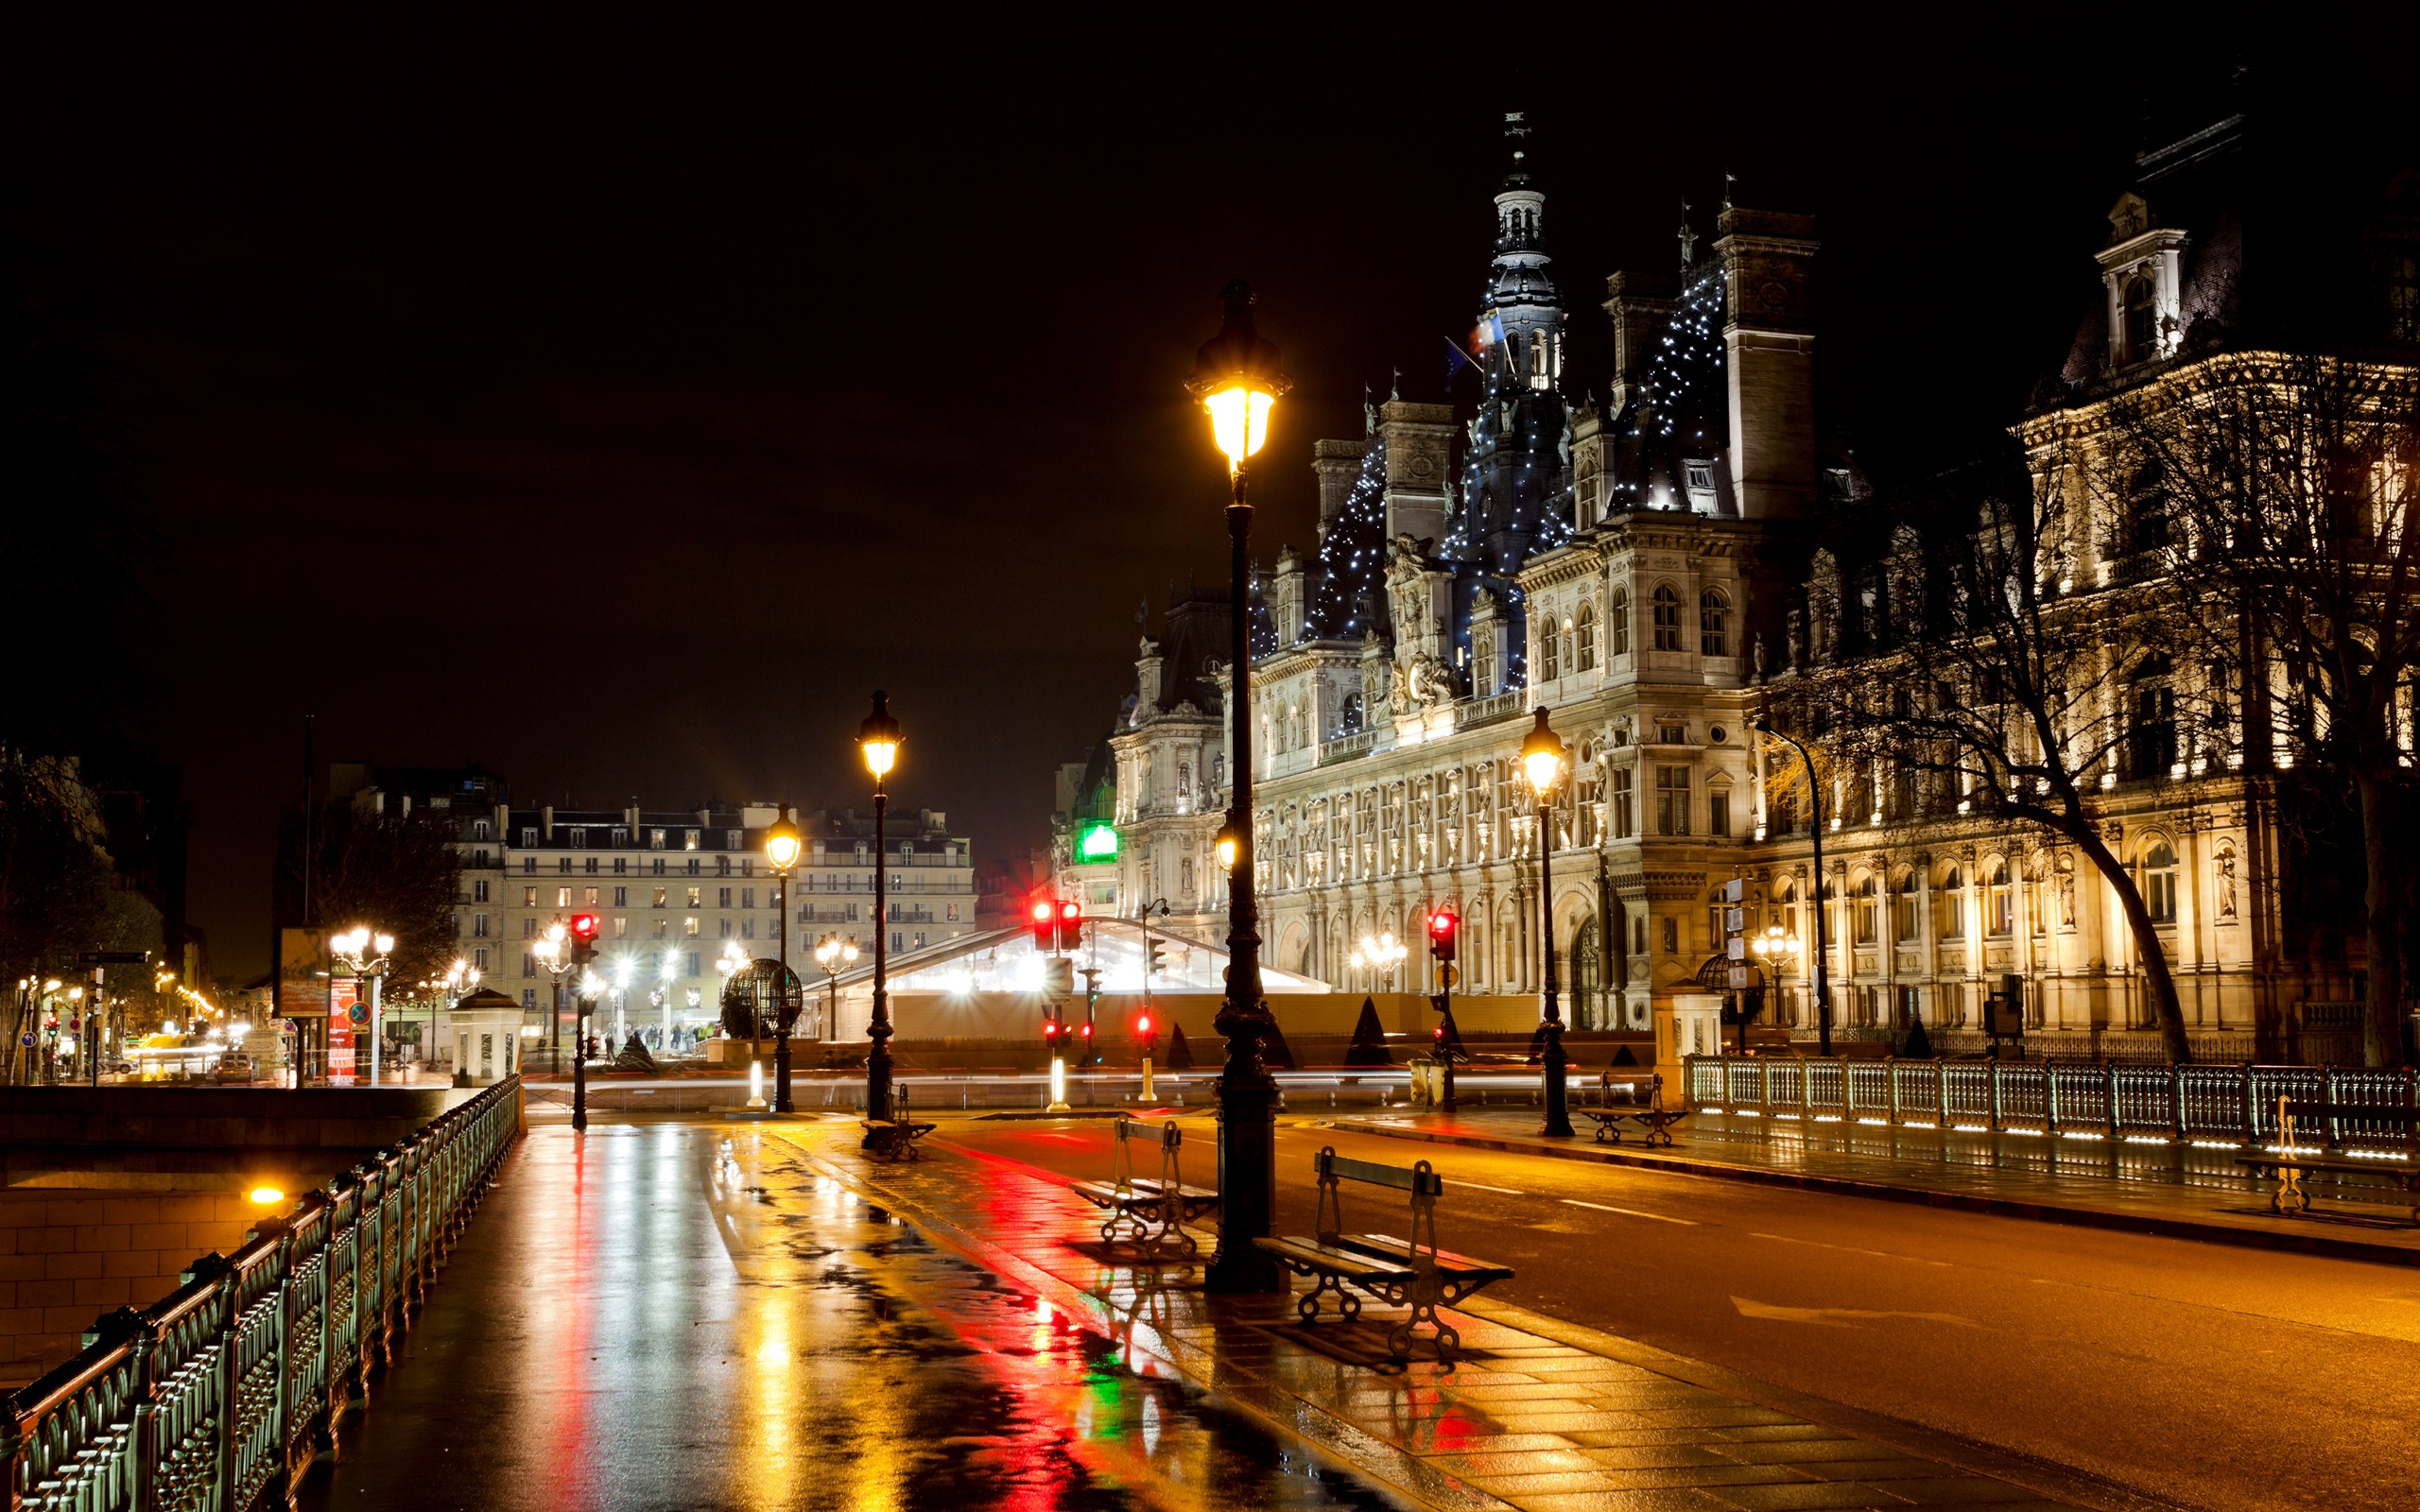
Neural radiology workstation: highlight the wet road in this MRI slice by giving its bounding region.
[302,1122,1399,1512]
[941,1115,2420,1512]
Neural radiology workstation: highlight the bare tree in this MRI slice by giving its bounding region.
[1777,444,2197,1062]
[2108,353,2420,1066]
[276,806,462,988]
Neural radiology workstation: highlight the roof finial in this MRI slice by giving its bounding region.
[1723,171,1737,211]
[1504,110,1529,166]
[1389,365,1401,402]
[1677,199,1697,266]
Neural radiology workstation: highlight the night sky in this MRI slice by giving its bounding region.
[2,11,2386,977]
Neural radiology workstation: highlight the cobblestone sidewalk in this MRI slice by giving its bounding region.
[770,1119,2102,1512]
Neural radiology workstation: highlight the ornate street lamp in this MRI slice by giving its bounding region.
[814,934,858,1046]
[1187,280,1290,1294]
[329,926,394,1088]
[1522,709,1575,1138]
[530,919,593,1129]
[858,691,903,1133]
[1748,923,1803,1056]
[1350,931,1408,990]
[1751,713,1832,1057]
[764,804,804,1112]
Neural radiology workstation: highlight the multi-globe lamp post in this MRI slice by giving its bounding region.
[328,926,393,1087]
[815,935,858,1046]
[1350,931,1408,991]
[1751,713,1833,1057]
[858,693,903,1131]
[532,913,601,1130]
[1521,709,1576,1139]
[1187,280,1289,1293]
[1748,922,1803,1055]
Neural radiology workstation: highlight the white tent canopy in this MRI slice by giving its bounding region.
[829,919,1329,998]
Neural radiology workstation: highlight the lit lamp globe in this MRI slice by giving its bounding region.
[1521,709,1567,798]
[1184,280,1291,472]
[1214,824,1239,875]
[765,806,804,874]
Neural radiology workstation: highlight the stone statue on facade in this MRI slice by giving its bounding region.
[2216,845,2238,920]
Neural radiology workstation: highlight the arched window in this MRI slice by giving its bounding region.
[1575,599,1598,673]
[1937,866,1966,940]
[2124,274,2156,359]
[1538,609,1560,680]
[1895,872,1921,942]
[2132,656,2178,778]
[1985,861,2013,937]
[1700,588,1729,657]
[2144,841,2179,923]
[1853,874,1878,945]
[1652,585,1683,651]
[1609,588,1631,657]
[1775,880,1799,936]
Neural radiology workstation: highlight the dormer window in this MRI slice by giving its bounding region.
[2123,276,2156,362]
[1685,461,1717,513]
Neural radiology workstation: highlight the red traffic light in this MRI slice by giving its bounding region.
[1043,1018,1061,1040]
[569,913,600,941]
[1135,1011,1153,1037]
[1079,1021,1094,1039]
[1426,907,1459,962]
[1030,900,1054,923]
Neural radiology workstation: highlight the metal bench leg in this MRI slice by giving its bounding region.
[1387,1272,1457,1365]
[1297,1271,1360,1326]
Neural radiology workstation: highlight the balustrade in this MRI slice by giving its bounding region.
[1,1076,521,1512]
[1684,1055,2420,1153]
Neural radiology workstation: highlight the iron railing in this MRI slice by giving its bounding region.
[1684,1056,2420,1153]
[0,1076,521,1512]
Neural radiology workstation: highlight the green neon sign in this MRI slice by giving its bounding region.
[1075,821,1120,862]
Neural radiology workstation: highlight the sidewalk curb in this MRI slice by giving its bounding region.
[1329,1118,2420,1269]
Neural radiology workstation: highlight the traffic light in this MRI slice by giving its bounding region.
[568,913,600,966]
[1055,900,1084,952]
[1134,1008,1158,1057]
[1147,940,1167,980]
[1029,899,1058,950]
[1043,1014,1063,1050]
[1426,907,1459,962]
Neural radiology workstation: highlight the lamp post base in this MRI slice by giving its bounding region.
[1539,1019,1574,1139]
[1205,1041,1283,1294]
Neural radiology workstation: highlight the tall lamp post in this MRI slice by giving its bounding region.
[1750,714,1832,1057]
[1522,709,1575,1138]
[858,692,903,1131]
[531,919,584,1129]
[717,940,757,1108]
[765,805,804,1113]
[329,926,393,1087]
[815,934,857,1045]
[1188,280,1290,1294]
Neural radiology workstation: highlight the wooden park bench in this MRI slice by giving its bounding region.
[2238,1100,2420,1224]
[1254,1147,1513,1364]
[862,1086,937,1163]
[1582,1072,1687,1146]
[1070,1114,1219,1259]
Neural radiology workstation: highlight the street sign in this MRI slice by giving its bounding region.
[17,1033,30,1049]
[78,951,145,966]
[1728,966,1749,990]
[1724,879,1743,903]
[1726,936,1746,960]
[1725,907,1744,933]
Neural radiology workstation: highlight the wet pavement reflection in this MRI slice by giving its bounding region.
[302,1121,1402,1512]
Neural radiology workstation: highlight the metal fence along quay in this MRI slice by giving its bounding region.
[0,1077,522,1512]
[1684,1056,2420,1155]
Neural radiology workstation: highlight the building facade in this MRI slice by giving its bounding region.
[336,767,976,1044]
[1092,101,2417,1061]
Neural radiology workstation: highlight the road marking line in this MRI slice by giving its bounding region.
[1563,1199,1697,1225]
[1455,1181,1525,1195]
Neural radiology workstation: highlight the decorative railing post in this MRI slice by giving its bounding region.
[125,1309,161,1512]
[1987,1058,2003,1132]
[1935,1060,1949,1127]
[2046,1062,2061,1137]
[2322,1065,2342,1152]
[1885,1057,1899,1124]
[2103,1058,2119,1140]
[2407,1069,2419,1160]
[2168,1064,2184,1143]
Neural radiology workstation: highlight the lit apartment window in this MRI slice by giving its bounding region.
[523,886,538,907]
[583,886,598,906]
[686,886,701,908]
[556,886,571,907]
[652,886,667,907]
[684,917,700,937]
[612,917,627,938]
[684,830,700,851]
[650,829,666,850]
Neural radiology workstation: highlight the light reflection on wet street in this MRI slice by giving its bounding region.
[302,1122,1401,1512]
